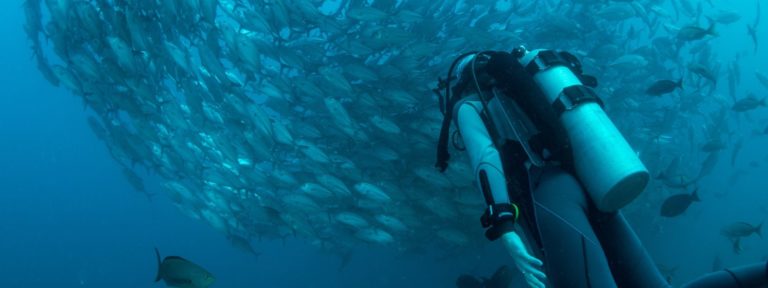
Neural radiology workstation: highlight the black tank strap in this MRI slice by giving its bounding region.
[525,50,570,75]
[552,85,604,116]
[523,50,598,88]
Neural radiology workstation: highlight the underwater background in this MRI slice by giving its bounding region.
[1,0,767,287]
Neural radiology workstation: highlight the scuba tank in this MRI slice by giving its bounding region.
[516,47,649,212]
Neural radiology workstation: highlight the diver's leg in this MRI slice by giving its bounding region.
[589,210,670,288]
[530,166,617,288]
[681,261,768,288]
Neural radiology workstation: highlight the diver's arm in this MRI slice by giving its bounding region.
[454,99,517,239]
[454,98,547,288]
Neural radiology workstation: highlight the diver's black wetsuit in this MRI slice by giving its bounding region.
[522,164,670,288]
[521,164,768,288]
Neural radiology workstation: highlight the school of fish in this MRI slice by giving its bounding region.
[23,0,767,263]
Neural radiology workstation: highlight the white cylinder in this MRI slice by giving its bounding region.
[520,50,649,212]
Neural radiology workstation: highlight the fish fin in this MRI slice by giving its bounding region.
[706,21,718,36]
[154,247,162,282]
[691,189,700,202]
[705,15,715,26]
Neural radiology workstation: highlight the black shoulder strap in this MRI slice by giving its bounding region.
[435,80,470,172]
[435,112,452,172]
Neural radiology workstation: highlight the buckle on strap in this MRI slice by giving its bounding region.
[552,85,604,116]
[525,50,568,75]
[481,203,520,228]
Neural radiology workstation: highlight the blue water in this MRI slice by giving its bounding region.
[2,1,767,287]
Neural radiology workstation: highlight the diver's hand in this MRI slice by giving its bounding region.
[501,231,547,288]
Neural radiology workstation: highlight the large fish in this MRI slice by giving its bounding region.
[732,95,766,112]
[154,248,215,288]
[707,10,741,24]
[227,234,261,259]
[677,22,717,42]
[696,152,720,180]
[595,3,635,21]
[701,139,726,152]
[721,221,763,239]
[688,63,718,87]
[646,79,682,96]
[660,189,700,217]
[609,54,648,71]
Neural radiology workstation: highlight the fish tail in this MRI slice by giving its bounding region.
[756,221,763,238]
[707,21,717,36]
[154,247,162,282]
[691,189,700,202]
[676,78,684,90]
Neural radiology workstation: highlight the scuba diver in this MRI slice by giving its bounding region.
[434,47,768,288]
